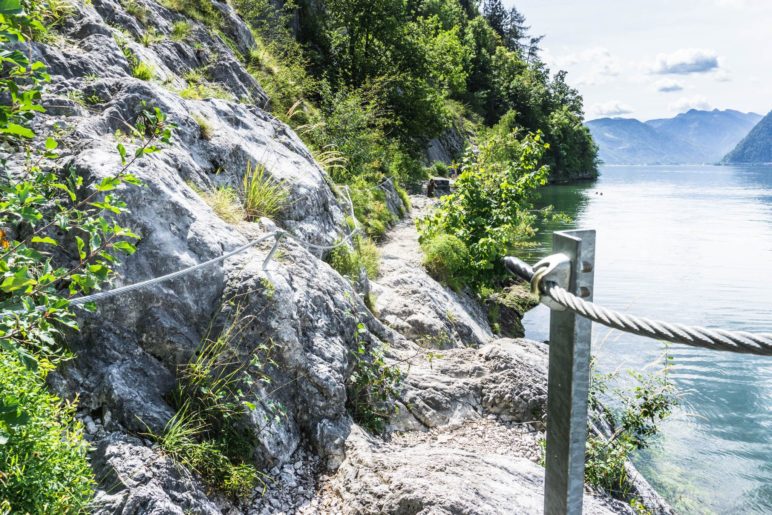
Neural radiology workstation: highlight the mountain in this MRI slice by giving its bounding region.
[723,111,772,164]
[585,118,701,165]
[647,109,762,162]
[586,109,762,165]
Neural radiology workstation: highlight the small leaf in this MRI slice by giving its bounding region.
[31,236,57,246]
[44,137,58,150]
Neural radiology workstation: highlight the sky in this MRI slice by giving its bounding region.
[505,0,772,121]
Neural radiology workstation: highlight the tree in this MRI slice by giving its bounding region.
[503,6,529,52]
[482,0,507,37]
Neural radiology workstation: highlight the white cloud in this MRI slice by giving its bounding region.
[590,101,634,117]
[543,46,623,86]
[668,95,712,113]
[652,48,719,74]
[655,78,684,92]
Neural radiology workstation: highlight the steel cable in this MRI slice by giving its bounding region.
[503,256,772,356]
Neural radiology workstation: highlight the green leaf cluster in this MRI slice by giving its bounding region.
[0,352,94,514]
[346,322,402,434]
[418,117,549,288]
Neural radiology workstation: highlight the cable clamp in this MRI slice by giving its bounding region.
[531,253,571,311]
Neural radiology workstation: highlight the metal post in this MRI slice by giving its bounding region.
[544,229,596,515]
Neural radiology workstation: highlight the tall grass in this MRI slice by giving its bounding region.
[155,305,278,500]
[242,162,287,221]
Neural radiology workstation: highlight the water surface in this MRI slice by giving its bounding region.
[523,165,772,514]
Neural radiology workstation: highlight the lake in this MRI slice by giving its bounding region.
[523,165,772,514]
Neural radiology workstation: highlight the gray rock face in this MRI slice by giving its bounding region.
[90,433,222,514]
[330,427,628,515]
[425,127,466,165]
[23,0,382,504]
[392,339,549,431]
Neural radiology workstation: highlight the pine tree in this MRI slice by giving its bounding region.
[504,6,529,52]
[483,0,507,37]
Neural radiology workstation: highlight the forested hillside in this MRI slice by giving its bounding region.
[240,0,598,187]
[723,110,772,164]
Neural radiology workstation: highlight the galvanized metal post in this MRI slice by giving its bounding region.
[544,229,596,515]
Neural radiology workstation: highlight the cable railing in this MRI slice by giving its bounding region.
[503,229,772,515]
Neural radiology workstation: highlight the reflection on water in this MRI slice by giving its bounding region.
[523,165,772,514]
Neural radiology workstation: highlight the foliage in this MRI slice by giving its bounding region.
[131,60,155,80]
[0,353,94,514]
[328,234,380,281]
[420,233,470,291]
[1,7,176,513]
[159,305,282,499]
[348,179,397,240]
[158,0,221,27]
[179,70,233,101]
[585,356,678,500]
[170,20,191,41]
[418,119,549,288]
[346,322,401,434]
[1,103,172,366]
[241,161,288,221]
[192,113,213,140]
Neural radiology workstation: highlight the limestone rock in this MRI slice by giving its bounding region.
[90,433,223,515]
[330,427,630,515]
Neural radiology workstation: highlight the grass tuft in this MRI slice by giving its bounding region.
[190,183,245,224]
[242,161,287,221]
[132,61,155,80]
[171,20,192,41]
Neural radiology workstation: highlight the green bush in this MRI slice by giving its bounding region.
[0,355,94,513]
[418,120,549,287]
[157,306,281,500]
[349,180,396,240]
[421,233,470,291]
[328,236,380,281]
[170,20,192,41]
[584,359,678,501]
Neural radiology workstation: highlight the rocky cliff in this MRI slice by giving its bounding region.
[14,1,667,513]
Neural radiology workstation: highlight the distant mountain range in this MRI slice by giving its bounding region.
[723,111,772,164]
[586,109,762,165]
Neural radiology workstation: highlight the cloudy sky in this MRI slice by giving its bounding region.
[507,0,772,121]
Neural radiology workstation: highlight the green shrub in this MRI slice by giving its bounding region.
[430,161,449,177]
[421,233,470,291]
[418,122,549,287]
[346,323,402,434]
[171,20,192,41]
[132,61,155,80]
[395,183,411,214]
[328,236,380,281]
[242,161,287,221]
[584,359,677,501]
[0,355,94,513]
[180,70,233,101]
[357,237,380,279]
[349,180,396,240]
[158,0,221,27]
[123,0,150,23]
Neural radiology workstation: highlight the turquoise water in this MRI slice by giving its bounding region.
[523,165,772,514]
